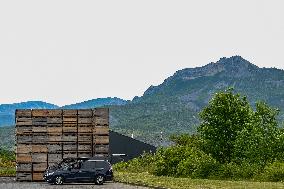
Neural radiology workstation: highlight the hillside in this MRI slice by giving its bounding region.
[110,56,284,145]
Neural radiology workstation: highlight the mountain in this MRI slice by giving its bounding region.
[0,98,128,127]
[110,56,284,145]
[61,97,128,109]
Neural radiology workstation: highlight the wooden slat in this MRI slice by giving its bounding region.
[48,134,62,142]
[32,134,47,144]
[32,126,47,133]
[48,153,62,163]
[78,117,92,124]
[32,110,49,117]
[32,153,47,163]
[47,127,62,133]
[33,162,47,172]
[63,152,77,159]
[78,144,92,151]
[78,134,92,142]
[16,163,32,172]
[47,144,62,153]
[94,145,109,154]
[16,110,32,118]
[78,109,93,117]
[17,144,32,154]
[63,110,77,117]
[32,145,48,153]
[47,110,62,117]
[63,126,77,133]
[95,135,109,144]
[78,125,92,133]
[16,172,32,181]
[63,143,77,151]
[16,126,32,134]
[17,154,32,163]
[17,134,32,144]
[94,126,109,135]
[47,117,62,124]
[93,108,109,118]
[32,172,44,181]
[62,134,77,142]
[95,117,108,126]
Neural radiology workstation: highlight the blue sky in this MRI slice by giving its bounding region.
[0,0,283,106]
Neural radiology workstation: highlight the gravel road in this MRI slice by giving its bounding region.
[0,177,149,189]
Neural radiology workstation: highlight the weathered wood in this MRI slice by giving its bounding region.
[78,134,92,142]
[47,127,62,133]
[63,110,77,117]
[48,153,62,163]
[17,154,32,163]
[48,134,62,142]
[63,126,77,133]
[32,172,44,181]
[47,117,62,124]
[16,126,32,134]
[94,126,109,135]
[78,117,92,124]
[16,163,32,172]
[93,108,109,118]
[63,143,77,151]
[94,145,109,154]
[32,110,49,117]
[78,144,92,151]
[32,153,47,162]
[17,144,32,154]
[16,118,33,125]
[95,117,109,126]
[78,125,92,133]
[32,145,48,153]
[63,152,77,159]
[16,172,32,181]
[33,162,47,172]
[63,134,77,142]
[47,144,62,153]
[63,117,77,123]
[32,117,47,126]
[32,134,47,143]
[32,126,47,133]
[17,135,32,144]
[78,110,93,117]
[47,110,62,117]
[95,135,109,144]
[16,110,32,118]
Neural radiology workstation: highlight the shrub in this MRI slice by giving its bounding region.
[261,162,284,182]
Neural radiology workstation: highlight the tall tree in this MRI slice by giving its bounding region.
[198,89,253,163]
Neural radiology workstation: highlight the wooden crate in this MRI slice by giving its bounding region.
[48,153,62,163]
[33,162,47,172]
[47,144,62,153]
[94,126,109,135]
[32,117,47,126]
[95,117,109,126]
[16,172,32,181]
[78,117,92,124]
[32,126,47,133]
[78,134,92,142]
[17,153,32,163]
[63,143,77,151]
[78,109,93,117]
[78,143,92,151]
[32,145,48,153]
[32,153,47,163]
[63,110,77,117]
[17,144,32,154]
[47,117,62,124]
[47,126,62,133]
[63,117,77,123]
[16,163,32,172]
[33,172,44,181]
[78,125,92,133]
[17,135,32,144]
[32,134,47,144]
[95,135,109,144]
[93,108,109,118]
[16,110,32,118]
[94,145,109,154]
[47,110,62,117]
[16,118,33,126]
[16,126,32,135]
[63,126,77,133]
[62,133,77,142]
[32,110,49,117]
[48,134,62,143]
[63,152,77,159]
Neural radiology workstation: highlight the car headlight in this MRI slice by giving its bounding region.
[47,172,54,176]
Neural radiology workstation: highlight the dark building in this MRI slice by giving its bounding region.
[109,131,156,164]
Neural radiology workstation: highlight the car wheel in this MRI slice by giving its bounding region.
[54,176,64,185]
[95,175,104,185]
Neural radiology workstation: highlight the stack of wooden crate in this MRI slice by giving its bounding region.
[15,108,109,182]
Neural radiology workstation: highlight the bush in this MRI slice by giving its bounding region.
[261,162,284,182]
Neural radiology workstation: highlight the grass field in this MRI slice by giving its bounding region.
[114,172,284,189]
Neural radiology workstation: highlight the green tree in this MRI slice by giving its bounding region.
[198,89,253,163]
[234,102,280,165]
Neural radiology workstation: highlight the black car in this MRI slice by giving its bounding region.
[44,157,113,185]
